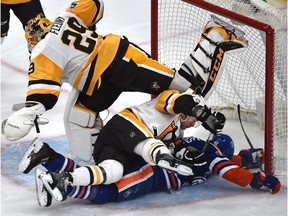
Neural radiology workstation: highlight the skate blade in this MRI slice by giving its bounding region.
[38,171,65,202]
[35,169,52,207]
[18,137,42,173]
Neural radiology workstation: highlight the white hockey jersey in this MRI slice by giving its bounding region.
[28,11,122,109]
[126,98,184,142]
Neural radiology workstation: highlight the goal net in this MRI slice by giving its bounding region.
[151,0,287,175]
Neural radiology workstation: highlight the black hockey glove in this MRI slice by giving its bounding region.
[191,105,226,134]
[170,142,207,167]
[179,149,207,167]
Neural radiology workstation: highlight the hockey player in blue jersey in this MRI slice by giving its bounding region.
[18,90,281,207]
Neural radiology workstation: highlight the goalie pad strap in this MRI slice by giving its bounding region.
[189,54,210,74]
[195,43,213,59]
[69,106,96,128]
[201,33,218,46]
[178,67,202,93]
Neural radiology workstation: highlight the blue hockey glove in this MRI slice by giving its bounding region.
[239,148,264,169]
[250,171,281,194]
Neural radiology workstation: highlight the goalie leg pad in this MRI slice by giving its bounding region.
[69,104,96,128]
[64,88,101,162]
[179,16,248,99]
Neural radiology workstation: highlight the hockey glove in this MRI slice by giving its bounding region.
[175,147,207,167]
[250,171,281,194]
[2,102,46,141]
[191,105,226,134]
[238,148,264,169]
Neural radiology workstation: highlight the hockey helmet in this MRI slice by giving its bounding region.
[25,14,53,52]
[66,0,104,29]
[212,133,234,160]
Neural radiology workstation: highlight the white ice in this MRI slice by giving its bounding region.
[0,1,287,216]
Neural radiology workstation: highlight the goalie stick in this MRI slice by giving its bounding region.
[237,104,263,171]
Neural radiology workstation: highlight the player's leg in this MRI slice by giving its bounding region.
[104,41,175,96]
[11,0,45,52]
[105,109,194,176]
[35,161,155,206]
[12,0,45,28]
[170,16,248,98]
[64,88,103,162]
[1,4,10,44]
[18,137,77,174]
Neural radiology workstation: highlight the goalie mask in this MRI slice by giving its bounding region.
[66,0,104,29]
[25,14,53,52]
[179,15,248,99]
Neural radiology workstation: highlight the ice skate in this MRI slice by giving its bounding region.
[35,168,52,207]
[18,137,55,174]
[38,170,73,202]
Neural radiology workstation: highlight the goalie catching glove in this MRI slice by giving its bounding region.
[2,102,47,141]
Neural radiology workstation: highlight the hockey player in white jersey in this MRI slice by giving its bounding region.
[2,0,248,145]
[18,89,226,204]
[17,90,280,207]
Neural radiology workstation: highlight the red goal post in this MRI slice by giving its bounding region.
[151,0,287,175]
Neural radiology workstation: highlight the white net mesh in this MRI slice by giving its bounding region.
[154,0,287,174]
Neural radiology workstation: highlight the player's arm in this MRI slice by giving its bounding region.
[232,148,264,169]
[27,52,63,110]
[155,89,226,134]
[209,144,281,194]
[2,53,63,141]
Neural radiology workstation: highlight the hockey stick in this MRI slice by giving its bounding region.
[202,132,214,153]
[237,104,263,171]
[237,104,254,149]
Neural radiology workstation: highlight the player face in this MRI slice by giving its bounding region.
[180,114,197,130]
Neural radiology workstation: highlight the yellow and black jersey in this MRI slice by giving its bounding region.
[124,98,184,142]
[1,0,31,4]
[27,11,122,109]
[66,0,104,28]
[27,1,176,111]
[93,97,184,168]
[155,89,199,116]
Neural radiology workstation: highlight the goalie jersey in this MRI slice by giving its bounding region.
[27,11,124,110]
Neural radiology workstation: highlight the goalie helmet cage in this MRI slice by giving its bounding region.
[151,0,287,175]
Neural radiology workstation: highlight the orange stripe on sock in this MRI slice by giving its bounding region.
[116,165,153,192]
[77,186,86,199]
[169,172,178,190]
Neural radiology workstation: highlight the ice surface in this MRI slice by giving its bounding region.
[1,1,287,216]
